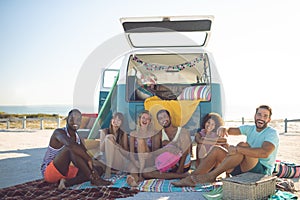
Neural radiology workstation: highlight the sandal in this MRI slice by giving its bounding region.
[276,178,297,193]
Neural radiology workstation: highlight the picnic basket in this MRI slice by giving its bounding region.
[222,172,276,200]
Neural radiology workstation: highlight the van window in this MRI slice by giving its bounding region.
[127,53,211,101]
[102,69,119,88]
[128,32,207,47]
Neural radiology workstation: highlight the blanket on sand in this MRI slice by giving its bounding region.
[137,178,219,192]
[71,174,220,192]
[0,179,139,200]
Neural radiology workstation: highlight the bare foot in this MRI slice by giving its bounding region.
[104,167,111,179]
[182,171,190,178]
[91,178,112,186]
[91,170,112,186]
[191,173,215,184]
[171,176,196,187]
[126,175,138,187]
[58,178,66,190]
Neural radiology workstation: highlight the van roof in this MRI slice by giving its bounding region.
[120,15,213,48]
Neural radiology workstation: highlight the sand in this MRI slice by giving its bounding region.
[0,120,299,198]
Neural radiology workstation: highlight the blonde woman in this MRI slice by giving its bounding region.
[129,110,157,183]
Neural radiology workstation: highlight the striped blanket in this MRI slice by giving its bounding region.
[72,174,221,193]
[137,178,219,192]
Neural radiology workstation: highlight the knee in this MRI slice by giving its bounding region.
[210,145,226,154]
[63,144,77,152]
[237,142,249,147]
[106,134,114,139]
[59,146,77,160]
[105,134,116,143]
[209,146,227,159]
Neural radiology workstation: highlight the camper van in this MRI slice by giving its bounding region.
[88,16,224,139]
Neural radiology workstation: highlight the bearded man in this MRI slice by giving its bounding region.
[172,105,279,187]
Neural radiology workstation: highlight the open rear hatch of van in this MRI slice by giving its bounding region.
[120,16,213,48]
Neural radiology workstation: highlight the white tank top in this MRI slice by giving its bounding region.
[162,127,181,142]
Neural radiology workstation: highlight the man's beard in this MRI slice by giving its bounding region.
[163,121,171,128]
[255,119,267,130]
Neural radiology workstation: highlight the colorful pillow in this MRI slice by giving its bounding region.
[273,160,300,178]
[177,85,211,100]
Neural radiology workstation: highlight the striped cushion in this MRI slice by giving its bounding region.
[177,85,211,100]
[273,161,300,178]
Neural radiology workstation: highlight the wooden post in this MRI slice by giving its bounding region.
[57,115,60,128]
[40,118,44,130]
[22,116,26,129]
[242,117,244,125]
[7,119,10,129]
[284,118,288,133]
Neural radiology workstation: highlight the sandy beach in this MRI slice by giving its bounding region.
[0,119,299,198]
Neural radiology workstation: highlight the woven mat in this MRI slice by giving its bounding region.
[0,179,138,200]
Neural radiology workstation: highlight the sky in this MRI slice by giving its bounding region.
[1,0,300,120]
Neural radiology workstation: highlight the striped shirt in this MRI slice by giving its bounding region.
[40,127,80,176]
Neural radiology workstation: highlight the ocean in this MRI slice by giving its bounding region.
[0,105,73,116]
[0,104,298,120]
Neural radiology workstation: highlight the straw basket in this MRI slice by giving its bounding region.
[222,172,276,200]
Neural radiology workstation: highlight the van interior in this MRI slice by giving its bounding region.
[127,53,211,101]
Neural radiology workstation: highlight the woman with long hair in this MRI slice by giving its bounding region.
[195,112,227,167]
[99,112,130,178]
[129,110,157,183]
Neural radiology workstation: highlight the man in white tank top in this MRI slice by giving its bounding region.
[142,109,192,180]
